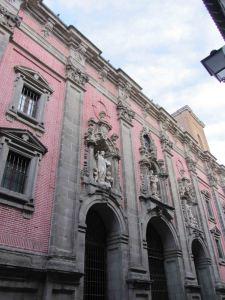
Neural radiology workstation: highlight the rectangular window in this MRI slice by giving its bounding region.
[215,238,224,259]
[18,85,40,118]
[1,151,30,194]
[206,199,214,219]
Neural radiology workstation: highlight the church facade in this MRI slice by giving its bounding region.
[0,1,225,299]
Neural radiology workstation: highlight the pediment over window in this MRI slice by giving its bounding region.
[14,66,53,93]
[0,128,47,154]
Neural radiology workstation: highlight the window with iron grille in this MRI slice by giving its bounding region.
[18,86,40,118]
[0,128,47,213]
[7,66,53,132]
[1,151,30,194]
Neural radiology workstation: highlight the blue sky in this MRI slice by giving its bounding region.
[45,0,225,164]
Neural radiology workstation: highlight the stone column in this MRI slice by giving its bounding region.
[47,54,89,296]
[117,100,150,294]
[186,157,218,298]
[160,132,194,286]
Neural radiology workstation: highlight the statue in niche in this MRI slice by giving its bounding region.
[83,112,121,196]
[95,150,111,185]
[149,170,159,197]
[186,204,198,228]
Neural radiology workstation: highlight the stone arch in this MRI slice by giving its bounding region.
[145,214,185,300]
[191,238,216,299]
[143,212,180,251]
[78,195,128,300]
[79,194,127,236]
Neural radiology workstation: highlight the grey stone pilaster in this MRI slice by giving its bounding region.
[164,152,193,281]
[0,30,10,62]
[188,167,218,298]
[49,80,85,259]
[120,120,142,267]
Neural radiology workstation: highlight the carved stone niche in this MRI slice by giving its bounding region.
[178,176,200,232]
[139,127,168,201]
[82,112,121,200]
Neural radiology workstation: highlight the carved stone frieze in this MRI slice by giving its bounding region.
[117,100,135,126]
[178,176,195,201]
[139,127,168,201]
[207,162,218,189]
[118,81,132,102]
[0,4,22,31]
[70,43,87,67]
[160,132,173,155]
[181,202,199,230]
[99,65,108,82]
[82,112,121,199]
[139,127,157,162]
[42,18,54,37]
[185,156,197,174]
[66,56,88,87]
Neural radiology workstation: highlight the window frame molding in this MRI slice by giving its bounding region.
[6,66,53,134]
[210,226,225,263]
[0,127,47,213]
[201,189,215,221]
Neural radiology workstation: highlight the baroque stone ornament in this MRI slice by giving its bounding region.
[99,65,108,82]
[178,175,200,232]
[82,112,121,200]
[178,176,194,201]
[66,56,88,88]
[139,127,168,200]
[117,100,135,126]
[118,81,132,101]
[42,18,54,37]
[160,132,173,155]
[185,156,197,174]
[0,4,22,31]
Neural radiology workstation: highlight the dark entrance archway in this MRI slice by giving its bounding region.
[146,216,185,300]
[192,239,216,299]
[147,224,169,300]
[84,209,106,300]
[83,202,127,300]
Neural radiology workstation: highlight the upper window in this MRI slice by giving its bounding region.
[18,85,40,118]
[7,66,53,133]
[0,127,47,214]
[201,190,214,220]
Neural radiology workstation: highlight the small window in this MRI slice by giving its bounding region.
[18,86,40,118]
[201,190,214,220]
[7,66,53,133]
[1,151,30,194]
[0,128,47,213]
[215,238,224,259]
[206,198,214,219]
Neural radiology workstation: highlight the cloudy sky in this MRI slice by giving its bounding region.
[44,0,225,164]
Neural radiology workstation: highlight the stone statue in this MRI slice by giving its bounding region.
[95,151,111,183]
[186,204,198,228]
[149,170,159,197]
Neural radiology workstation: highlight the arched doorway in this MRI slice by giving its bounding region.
[83,202,126,300]
[146,216,185,300]
[192,239,215,299]
[84,209,106,299]
[147,223,169,300]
